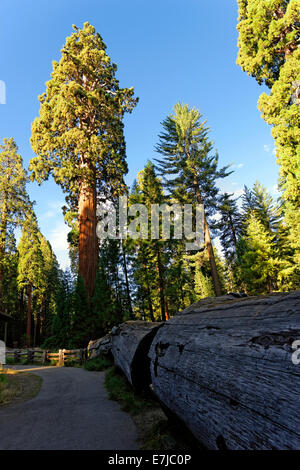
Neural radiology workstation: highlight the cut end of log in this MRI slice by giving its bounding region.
[111,321,164,392]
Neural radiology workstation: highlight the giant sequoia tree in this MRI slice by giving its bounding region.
[30,23,137,298]
[236,0,300,264]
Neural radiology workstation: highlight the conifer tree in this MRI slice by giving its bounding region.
[37,233,60,343]
[215,192,243,264]
[236,0,300,264]
[92,260,116,336]
[129,162,170,321]
[252,181,282,232]
[17,213,45,346]
[0,138,31,308]
[30,23,137,298]
[155,103,230,296]
[239,182,299,291]
[71,275,91,348]
[194,259,215,299]
[235,213,279,294]
[43,270,72,349]
[166,241,195,314]
[0,235,19,341]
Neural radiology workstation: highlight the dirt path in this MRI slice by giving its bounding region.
[0,365,139,450]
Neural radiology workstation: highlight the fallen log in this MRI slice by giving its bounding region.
[87,334,112,359]
[148,290,300,450]
[111,321,163,391]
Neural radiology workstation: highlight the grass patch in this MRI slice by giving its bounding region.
[104,366,202,450]
[105,366,153,416]
[6,357,49,366]
[84,354,113,371]
[0,369,42,407]
[5,357,16,365]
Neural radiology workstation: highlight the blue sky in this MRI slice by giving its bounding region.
[0,0,279,268]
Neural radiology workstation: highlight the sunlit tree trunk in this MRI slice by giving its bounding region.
[78,161,98,299]
[193,179,222,297]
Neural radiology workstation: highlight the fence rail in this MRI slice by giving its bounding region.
[5,348,87,366]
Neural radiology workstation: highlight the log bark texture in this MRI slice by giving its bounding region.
[87,334,112,359]
[148,291,300,450]
[111,321,164,391]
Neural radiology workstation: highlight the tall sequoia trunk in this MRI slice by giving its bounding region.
[193,179,222,297]
[26,282,32,347]
[78,160,98,299]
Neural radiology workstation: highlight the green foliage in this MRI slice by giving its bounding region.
[0,138,31,245]
[84,355,112,371]
[5,357,15,365]
[155,102,231,296]
[43,270,72,349]
[15,210,62,347]
[195,268,215,299]
[17,213,45,294]
[237,0,299,87]
[234,181,299,293]
[0,137,31,324]
[155,103,230,211]
[105,366,153,416]
[128,162,170,320]
[236,0,300,265]
[214,192,243,264]
[30,22,137,223]
[191,250,226,299]
[0,375,8,384]
[104,366,201,450]
[92,258,119,335]
[235,214,279,294]
[250,181,282,232]
[71,274,92,348]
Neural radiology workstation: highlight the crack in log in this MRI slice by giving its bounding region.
[250,330,300,349]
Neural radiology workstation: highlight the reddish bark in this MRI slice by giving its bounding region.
[78,168,98,299]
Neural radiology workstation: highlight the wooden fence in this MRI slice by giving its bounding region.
[5,348,87,366]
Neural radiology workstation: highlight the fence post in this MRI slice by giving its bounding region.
[80,349,86,365]
[42,350,47,365]
[28,350,34,363]
[58,349,63,367]
[14,350,20,363]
